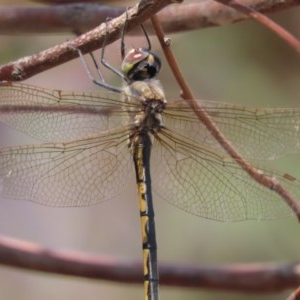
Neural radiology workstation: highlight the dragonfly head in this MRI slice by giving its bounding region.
[122,48,161,82]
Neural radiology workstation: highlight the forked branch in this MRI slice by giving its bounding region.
[0,0,182,82]
[0,0,298,34]
[214,0,300,54]
[151,15,300,221]
[0,0,299,81]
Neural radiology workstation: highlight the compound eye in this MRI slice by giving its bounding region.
[122,49,148,76]
[122,48,161,81]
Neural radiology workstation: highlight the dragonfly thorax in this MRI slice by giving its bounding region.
[121,48,165,146]
[123,79,166,132]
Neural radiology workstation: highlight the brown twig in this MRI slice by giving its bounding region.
[286,285,300,300]
[0,0,182,82]
[214,0,300,54]
[151,14,300,221]
[0,235,299,292]
[0,0,298,35]
[150,15,195,100]
[0,4,125,34]
[0,0,299,82]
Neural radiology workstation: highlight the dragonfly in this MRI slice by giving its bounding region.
[1,24,300,300]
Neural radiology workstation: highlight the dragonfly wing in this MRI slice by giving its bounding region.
[164,100,300,160]
[0,128,132,206]
[0,83,129,142]
[152,129,300,221]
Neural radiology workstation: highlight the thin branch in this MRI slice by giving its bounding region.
[151,14,300,221]
[0,4,125,34]
[214,0,300,54]
[286,286,300,300]
[0,0,182,82]
[150,15,195,100]
[0,235,299,292]
[0,0,298,35]
[0,0,299,82]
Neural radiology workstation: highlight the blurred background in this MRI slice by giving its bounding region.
[0,1,300,300]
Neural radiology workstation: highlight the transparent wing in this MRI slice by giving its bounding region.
[164,100,300,160]
[1,82,300,218]
[2,83,300,161]
[152,128,300,221]
[0,128,132,206]
[0,82,135,142]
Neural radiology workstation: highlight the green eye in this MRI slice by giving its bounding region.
[122,48,161,81]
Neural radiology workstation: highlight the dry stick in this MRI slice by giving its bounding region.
[0,0,180,81]
[286,285,300,300]
[214,0,300,55]
[0,4,125,34]
[0,0,298,81]
[1,235,300,292]
[0,1,299,35]
[150,14,300,221]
